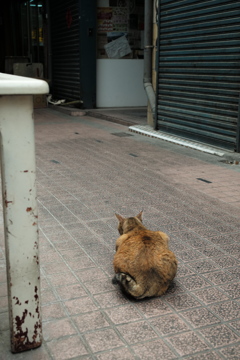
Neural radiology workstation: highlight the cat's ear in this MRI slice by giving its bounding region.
[115,213,125,223]
[136,210,143,221]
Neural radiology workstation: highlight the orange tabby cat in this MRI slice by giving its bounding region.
[113,211,177,299]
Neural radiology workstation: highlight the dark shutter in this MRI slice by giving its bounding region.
[50,0,81,101]
[156,0,240,151]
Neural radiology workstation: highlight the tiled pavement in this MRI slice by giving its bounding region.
[0,107,239,360]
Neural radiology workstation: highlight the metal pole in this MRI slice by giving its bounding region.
[154,0,161,130]
[236,94,240,153]
[143,0,156,120]
[0,95,42,353]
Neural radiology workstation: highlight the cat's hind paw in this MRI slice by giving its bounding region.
[115,272,132,283]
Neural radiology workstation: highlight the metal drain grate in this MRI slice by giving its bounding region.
[197,178,212,184]
[129,125,225,156]
[219,160,239,165]
[111,132,134,137]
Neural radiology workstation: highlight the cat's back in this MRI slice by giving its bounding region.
[118,228,169,256]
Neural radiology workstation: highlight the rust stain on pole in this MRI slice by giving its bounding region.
[12,285,41,352]
[12,308,41,352]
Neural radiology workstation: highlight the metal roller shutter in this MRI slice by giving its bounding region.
[50,0,81,101]
[156,0,240,151]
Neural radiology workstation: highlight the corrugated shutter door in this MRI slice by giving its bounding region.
[157,0,240,151]
[50,0,81,101]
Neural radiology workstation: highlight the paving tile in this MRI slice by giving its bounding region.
[84,328,124,353]
[202,270,236,285]
[183,351,222,360]
[117,321,158,345]
[132,339,176,359]
[135,297,173,318]
[192,287,229,304]
[180,307,220,328]
[227,267,240,280]
[42,261,70,275]
[60,248,86,260]
[105,304,143,324]
[219,283,240,300]
[55,283,87,300]
[220,343,240,359]
[54,239,82,251]
[1,109,240,359]
[199,324,239,347]
[175,249,205,262]
[150,313,190,335]
[73,311,110,332]
[209,234,238,246]
[192,228,221,239]
[40,277,49,290]
[64,296,98,315]
[221,244,240,259]
[42,303,67,322]
[84,277,115,295]
[75,267,109,282]
[209,301,240,321]
[165,293,202,311]
[211,256,240,269]
[46,335,88,359]
[199,246,225,258]
[0,339,51,360]
[175,263,195,278]
[186,259,220,274]
[94,290,129,309]
[166,331,209,356]
[43,318,77,341]
[177,274,211,291]
[95,347,136,360]
[41,288,58,304]
[165,280,185,295]
[227,319,240,334]
[66,256,96,271]
[46,272,78,287]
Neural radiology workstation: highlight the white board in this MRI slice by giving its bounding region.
[96,59,148,107]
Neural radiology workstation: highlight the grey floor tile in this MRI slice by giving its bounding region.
[117,321,158,345]
[199,324,239,347]
[209,301,240,321]
[1,108,240,359]
[132,339,176,359]
[150,313,190,335]
[166,331,209,356]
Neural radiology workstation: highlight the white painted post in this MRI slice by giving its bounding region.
[0,73,49,352]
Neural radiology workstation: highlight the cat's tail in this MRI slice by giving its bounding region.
[113,272,145,299]
[114,272,134,284]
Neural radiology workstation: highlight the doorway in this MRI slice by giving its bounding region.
[3,0,48,78]
[96,0,147,108]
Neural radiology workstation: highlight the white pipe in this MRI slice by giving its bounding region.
[0,73,49,353]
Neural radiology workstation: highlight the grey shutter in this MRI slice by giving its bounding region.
[50,0,81,101]
[156,0,240,151]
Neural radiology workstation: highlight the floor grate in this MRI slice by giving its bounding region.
[129,125,226,156]
[111,132,134,137]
